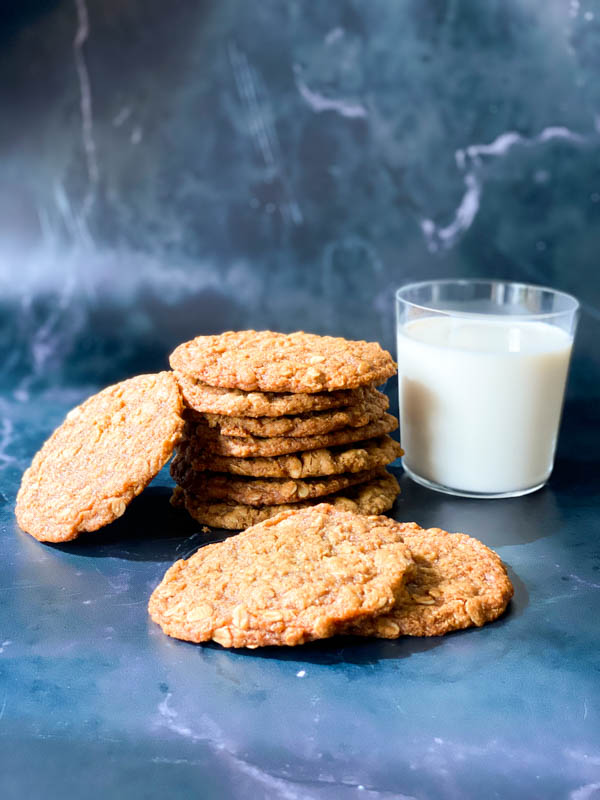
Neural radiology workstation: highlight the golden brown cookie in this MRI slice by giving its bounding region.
[148,503,413,648]
[197,389,388,438]
[170,330,396,393]
[170,454,380,506]
[177,435,403,479]
[185,413,398,458]
[176,373,373,417]
[342,525,513,638]
[171,471,400,529]
[15,372,184,543]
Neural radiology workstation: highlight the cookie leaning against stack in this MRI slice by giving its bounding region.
[15,372,184,542]
[169,330,402,528]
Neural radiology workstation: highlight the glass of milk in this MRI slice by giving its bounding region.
[395,279,579,498]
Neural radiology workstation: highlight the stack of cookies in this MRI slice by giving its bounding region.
[168,330,404,529]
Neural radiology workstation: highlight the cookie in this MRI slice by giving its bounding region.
[170,454,380,506]
[148,502,413,648]
[176,373,373,417]
[15,372,184,543]
[177,435,403,479]
[170,330,396,393]
[171,471,400,529]
[342,525,513,638]
[185,413,398,458]
[197,389,388,438]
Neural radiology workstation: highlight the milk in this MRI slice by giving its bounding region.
[397,316,573,495]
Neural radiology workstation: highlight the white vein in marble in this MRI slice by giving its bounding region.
[229,43,302,225]
[422,124,597,252]
[294,64,367,119]
[73,0,99,221]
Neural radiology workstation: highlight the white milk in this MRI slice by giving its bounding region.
[397,316,573,494]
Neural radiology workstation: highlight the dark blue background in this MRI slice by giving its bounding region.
[1,2,600,799]
[2,0,600,395]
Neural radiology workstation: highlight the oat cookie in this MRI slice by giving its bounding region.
[170,330,396,393]
[343,525,513,638]
[15,372,184,543]
[178,435,403,479]
[148,503,413,647]
[198,390,388,438]
[186,413,398,458]
[170,454,379,506]
[171,471,400,529]
[176,373,373,417]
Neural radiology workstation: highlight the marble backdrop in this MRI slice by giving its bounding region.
[1,0,599,397]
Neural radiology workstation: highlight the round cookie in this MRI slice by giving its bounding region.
[342,525,514,638]
[176,373,373,417]
[199,390,389,438]
[171,471,400,530]
[185,413,399,458]
[15,372,184,543]
[170,330,396,393]
[178,435,403,479]
[148,502,413,648]
[170,454,380,506]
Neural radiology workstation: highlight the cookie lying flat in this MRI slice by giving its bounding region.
[15,372,184,543]
[342,525,513,638]
[170,330,396,393]
[171,471,400,529]
[185,413,398,458]
[170,454,379,506]
[177,435,403,479]
[198,389,388,438]
[176,373,372,417]
[148,503,413,648]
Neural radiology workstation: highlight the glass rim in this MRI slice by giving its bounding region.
[395,278,580,320]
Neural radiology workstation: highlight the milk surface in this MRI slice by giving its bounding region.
[397,316,573,494]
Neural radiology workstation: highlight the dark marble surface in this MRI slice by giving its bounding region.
[2,0,600,798]
[1,403,600,800]
[2,0,600,394]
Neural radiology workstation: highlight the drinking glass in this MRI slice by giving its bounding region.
[395,279,579,498]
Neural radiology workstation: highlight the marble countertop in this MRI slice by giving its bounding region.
[1,388,599,800]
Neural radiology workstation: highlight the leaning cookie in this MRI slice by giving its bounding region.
[148,503,414,648]
[341,525,514,637]
[171,472,400,529]
[15,372,184,543]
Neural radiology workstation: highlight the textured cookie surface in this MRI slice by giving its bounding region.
[178,435,403,479]
[199,389,388,438]
[186,413,398,458]
[171,454,379,506]
[342,525,514,637]
[171,471,400,529]
[176,373,371,417]
[170,330,396,392]
[15,372,184,543]
[148,503,413,648]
